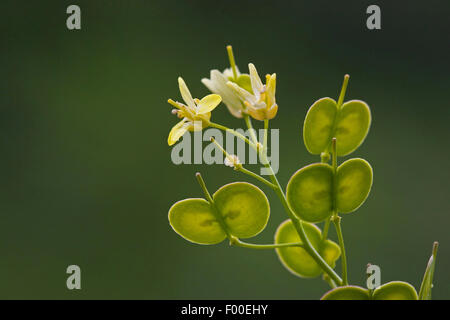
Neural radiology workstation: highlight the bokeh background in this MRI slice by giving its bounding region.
[1,0,449,299]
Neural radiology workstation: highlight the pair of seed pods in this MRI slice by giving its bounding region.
[291,96,373,222]
[279,95,372,277]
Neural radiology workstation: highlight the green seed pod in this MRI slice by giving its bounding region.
[336,158,373,214]
[286,163,333,223]
[168,182,270,244]
[303,98,337,155]
[321,286,370,300]
[372,281,418,300]
[274,220,340,278]
[213,182,270,239]
[303,98,371,156]
[168,198,227,245]
[287,159,373,222]
[321,281,418,300]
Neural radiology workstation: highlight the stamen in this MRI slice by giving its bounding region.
[168,99,182,109]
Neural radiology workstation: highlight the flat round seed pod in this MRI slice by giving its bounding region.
[334,100,371,156]
[213,182,270,239]
[303,98,337,155]
[168,198,227,245]
[372,281,418,300]
[336,158,373,213]
[303,98,371,156]
[275,220,340,278]
[286,163,334,223]
[321,286,370,300]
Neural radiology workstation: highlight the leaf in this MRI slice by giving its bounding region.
[213,182,270,239]
[287,159,373,222]
[168,198,227,245]
[321,286,370,300]
[372,281,418,300]
[419,242,439,300]
[336,158,373,213]
[303,98,371,156]
[275,220,340,278]
[286,163,334,223]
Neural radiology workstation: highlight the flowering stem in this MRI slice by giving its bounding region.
[210,119,343,285]
[226,45,238,80]
[209,122,256,149]
[210,137,275,189]
[263,159,342,285]
[240,119,343,285]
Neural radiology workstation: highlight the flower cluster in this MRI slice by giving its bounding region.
[167,46,278,145]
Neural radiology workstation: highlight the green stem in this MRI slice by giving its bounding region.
[332,215,348,285]
[210,122,256,149]
[231,238,304,250]
[330,137,348,285]
[226,45,238,80]
[195,172,232,239]
[210,136,276,189]
[262,157,342,285]
[243,114,258,145]
[321,143,331,242]
[241,118,342,285]
[237,166,276,189]
[323,274,337,289]
[337,74,349,109]
[322,218,331,241]
[263,119,269,156]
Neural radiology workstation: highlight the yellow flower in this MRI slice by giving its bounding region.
[167,77,222,146]
[227,63,278,121]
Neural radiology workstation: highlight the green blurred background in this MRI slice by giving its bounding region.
[1,0,449,299]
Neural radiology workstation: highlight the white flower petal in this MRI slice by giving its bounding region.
[227,81,256,104]
[248,63,264,98]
